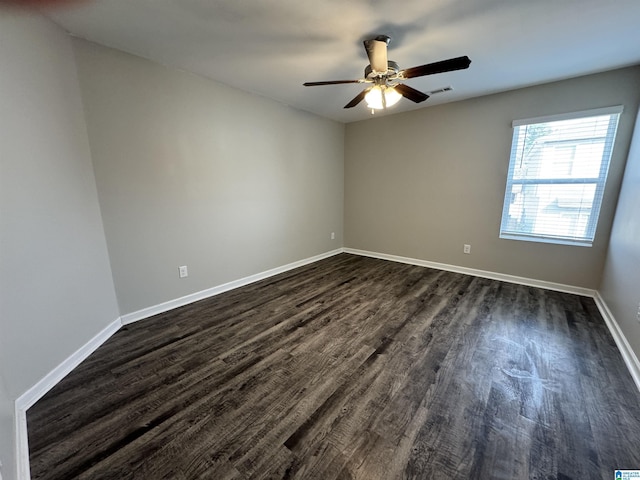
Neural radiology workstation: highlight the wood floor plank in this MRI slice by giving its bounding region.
[27,254,640,479]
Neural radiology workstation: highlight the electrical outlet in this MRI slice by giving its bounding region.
[178,265,188,278]
[463,244,471,254]
[331,232,335,240]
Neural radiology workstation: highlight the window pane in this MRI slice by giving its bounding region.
[503,183,596,240]
[500,107,621,246]
[513,118,608,181]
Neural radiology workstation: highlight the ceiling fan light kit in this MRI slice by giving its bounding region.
[365,85,402,111]
[304,35,471,113]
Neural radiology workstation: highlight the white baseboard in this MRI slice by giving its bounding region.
[593,293,640,392]
[13,247,638,479]
[344,248,640,393]
[15,316,122,480]
[121,248,343,325]
[343,248,596,297]
[15,400,29,480]
[13,248,343,479]
[15,317,123,412]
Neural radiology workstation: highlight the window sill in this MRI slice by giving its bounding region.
[499,233,593,247]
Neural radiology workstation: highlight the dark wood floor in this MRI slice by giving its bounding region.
[28,254,640,479]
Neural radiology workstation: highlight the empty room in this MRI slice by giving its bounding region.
[2,0,640,479]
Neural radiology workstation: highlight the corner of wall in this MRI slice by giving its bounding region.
[594,292,640,392]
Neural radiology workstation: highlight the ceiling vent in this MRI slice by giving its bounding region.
[427,86,454,95]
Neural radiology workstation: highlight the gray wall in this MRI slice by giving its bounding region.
[345,67,640,289]
[600,106,640,362]
[0,376,12,480]
[72,39,345,315]
[1,11,637,479]
[0,12,120,479]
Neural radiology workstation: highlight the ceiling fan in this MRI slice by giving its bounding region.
[303,35,471,112]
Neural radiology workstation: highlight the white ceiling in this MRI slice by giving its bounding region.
[44,0,640,123]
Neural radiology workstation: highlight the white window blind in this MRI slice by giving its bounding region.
[500,106,622,247]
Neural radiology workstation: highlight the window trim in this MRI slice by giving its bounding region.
[500,106,623,247]
[511,105,623,128]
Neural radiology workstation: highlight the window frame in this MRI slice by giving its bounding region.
[499,105,623,247]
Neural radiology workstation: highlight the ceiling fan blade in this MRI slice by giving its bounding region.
[363,37,389,74]
[303,80,362,86]
[394,83,429,103]
[344,88,369,109]
[400,56,471,79]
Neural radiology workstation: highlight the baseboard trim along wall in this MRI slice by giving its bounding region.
[343,248,597,297]
[344,247,640,393]
[13,247,640,479]
[14,316,122,480]
[120,249,344,325]
[13,248,343,479]
[593,292,640,392]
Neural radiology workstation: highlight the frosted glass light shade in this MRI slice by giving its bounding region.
[365,85,402,109]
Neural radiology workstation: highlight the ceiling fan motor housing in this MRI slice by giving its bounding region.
[364,60,399,82]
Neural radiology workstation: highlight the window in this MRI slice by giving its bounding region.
[500,106,622,247]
